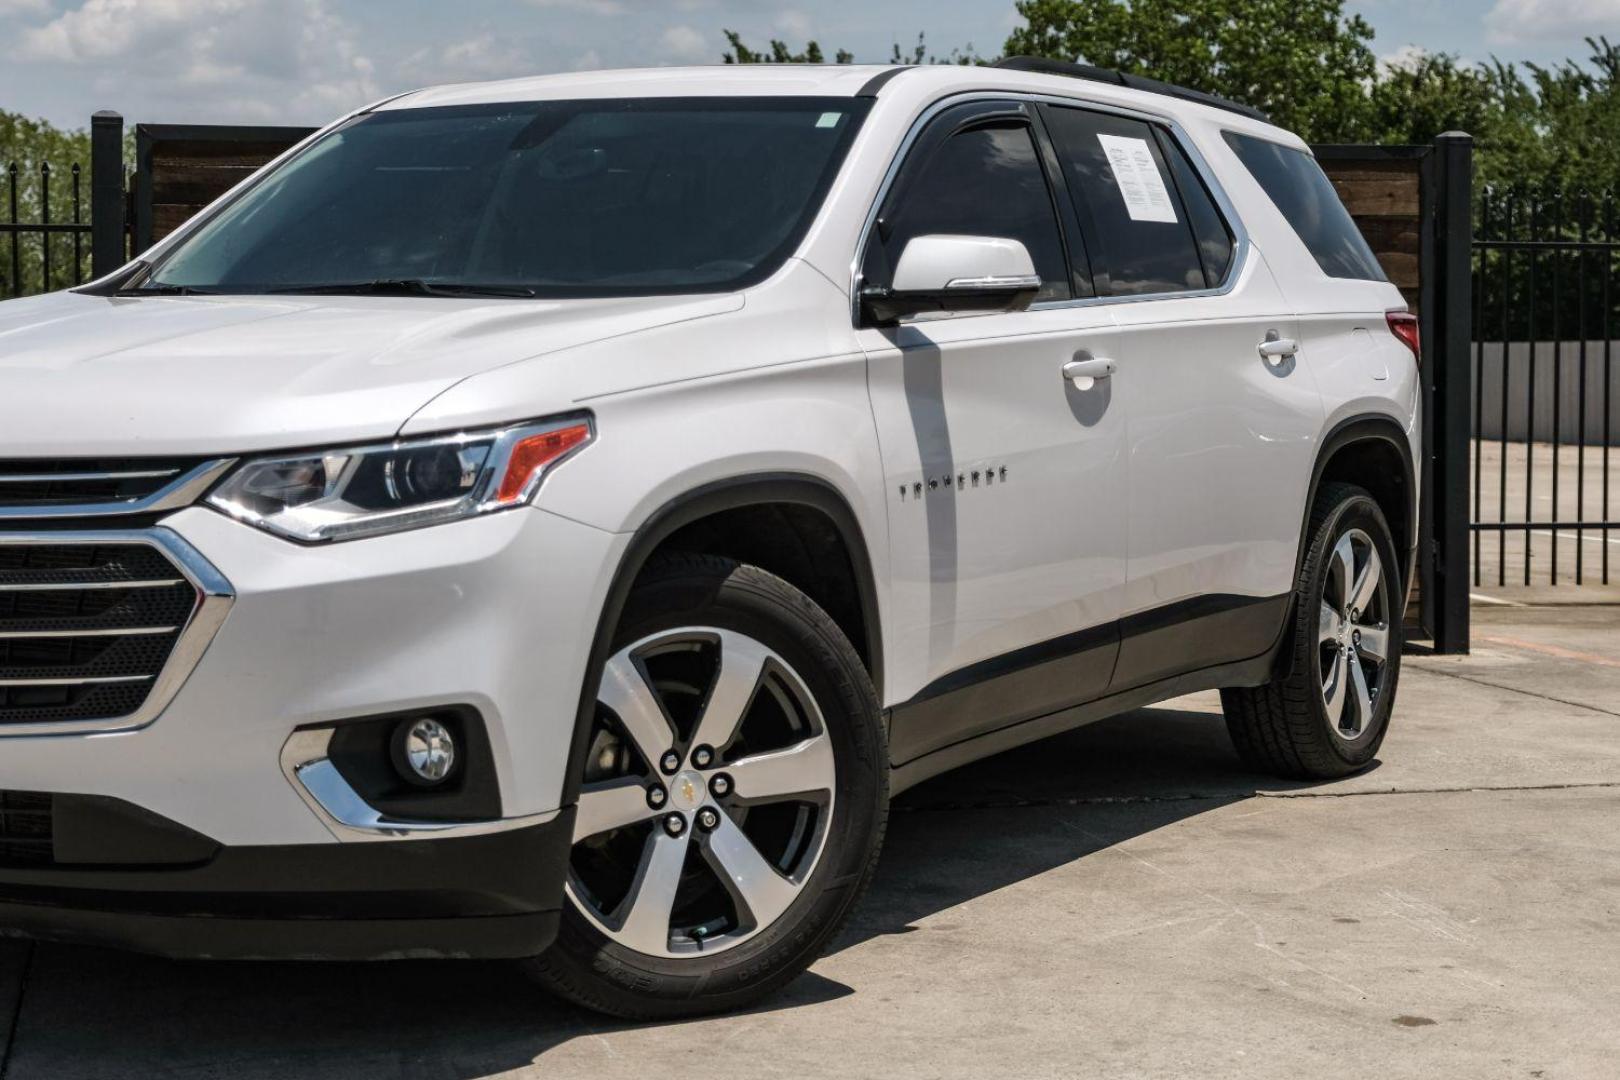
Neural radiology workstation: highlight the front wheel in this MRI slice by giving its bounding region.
[527,554,887,1019]
[1222,482,1403,780]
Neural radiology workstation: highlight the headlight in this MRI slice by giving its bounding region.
[206,417,592,543]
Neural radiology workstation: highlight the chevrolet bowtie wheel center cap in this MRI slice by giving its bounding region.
[671,770,706,811]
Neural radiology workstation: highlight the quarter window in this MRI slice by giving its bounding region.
[1223,132,1385,281]
[871,118,1072,304]
[1043,107,1231,297]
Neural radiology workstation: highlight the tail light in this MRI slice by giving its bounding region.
[1386,310,1420,363]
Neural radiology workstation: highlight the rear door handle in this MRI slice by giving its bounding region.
[1258,332,1298,361]
[1062,357,1116,387]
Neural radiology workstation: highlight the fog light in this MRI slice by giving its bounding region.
[394,717,456,786]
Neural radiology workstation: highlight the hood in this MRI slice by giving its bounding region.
[0,289,741,457]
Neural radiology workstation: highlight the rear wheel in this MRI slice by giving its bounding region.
[1222,482,1403,779]
[527,554,886,1019]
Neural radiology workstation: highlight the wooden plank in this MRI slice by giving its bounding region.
[1333,177,1421,217]
[151,203,202,241]
[1352,214,1422,257]
[150,163,259,207]
[150,141,301,166]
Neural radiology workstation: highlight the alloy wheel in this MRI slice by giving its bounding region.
[1317,528,1391,741]
[567,627,836,958]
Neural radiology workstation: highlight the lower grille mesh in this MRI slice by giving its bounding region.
[0,791,53,867]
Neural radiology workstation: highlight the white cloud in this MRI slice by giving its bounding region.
[1484,0,1620,43]
[12,0,378,123]
[1380,43,1429,71]
[399,32,532,86]
[525,0,716,13]
[570,48,603,70]
[526,0,626,13]
[658,23,708,61]
[0,0,51,16]
[774,8,810,38]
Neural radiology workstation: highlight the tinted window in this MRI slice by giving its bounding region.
[1158,131,1234,288]
[149,98,867,297]
[1223,132,1385,281]
[1044,107,1217,296]
[875,121,1072,303]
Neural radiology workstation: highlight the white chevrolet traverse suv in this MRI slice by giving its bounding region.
[0,59,1418,1018]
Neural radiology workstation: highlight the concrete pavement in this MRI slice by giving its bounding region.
[3,603,1619,1079]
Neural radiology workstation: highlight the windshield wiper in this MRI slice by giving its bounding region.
[115,283,218,296]
[267,279,537,298]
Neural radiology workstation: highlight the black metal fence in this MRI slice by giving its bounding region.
[1472,187,1619,586]
[1,161,90,296]
[1,111,127,298]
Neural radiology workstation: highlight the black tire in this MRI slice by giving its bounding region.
[1222,482,1404,780]
[526,553,887,1019]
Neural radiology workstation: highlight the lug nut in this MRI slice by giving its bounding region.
[691,744,715,769]
[659,750,680,774]
[697,807,720,832]
[709,773,732,798]
[663,813,686,837]
[647,785,667,809]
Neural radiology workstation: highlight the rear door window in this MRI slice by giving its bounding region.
[1223,132,1386,281]
[1042,106,1230,297]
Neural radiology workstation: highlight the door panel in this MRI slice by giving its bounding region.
[862,305,1128,763]
[1039,101,1322,690]
[1107,264,1321,688]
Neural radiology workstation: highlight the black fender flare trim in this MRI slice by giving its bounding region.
[1276,413,1417,678]
[561,473,883,805]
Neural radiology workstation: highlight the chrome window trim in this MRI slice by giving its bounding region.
[0,528,235,737]
[279,727,559,842]
[849,90,1252,325]
[0,459,236,521]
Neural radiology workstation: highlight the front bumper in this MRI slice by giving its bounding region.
[0,798,575,960]
[0,503,625,957]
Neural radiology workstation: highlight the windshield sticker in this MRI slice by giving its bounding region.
[1096,134,1178,224]
[816,112,842,129]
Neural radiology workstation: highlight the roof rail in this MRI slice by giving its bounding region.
[993,56,1269,123]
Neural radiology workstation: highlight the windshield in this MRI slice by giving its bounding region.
[146,97,870,297]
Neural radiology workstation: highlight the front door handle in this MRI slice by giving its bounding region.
[1258,331,1298,361]
[1062,357,1116,389]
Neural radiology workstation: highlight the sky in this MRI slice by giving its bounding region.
[0,0,1617,131]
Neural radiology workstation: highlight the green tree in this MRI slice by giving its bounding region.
[888,32,985,66]
[1,110,96,297]
[722,30,853,65]
[1003,0,1378,141]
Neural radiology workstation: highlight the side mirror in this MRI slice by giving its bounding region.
[860,235,1042,327]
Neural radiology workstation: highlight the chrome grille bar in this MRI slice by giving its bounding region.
[0,469,181,484]
[0,675,153,687]
[0,579,186,592]
[0,459,235,521]
[0,626,178,639]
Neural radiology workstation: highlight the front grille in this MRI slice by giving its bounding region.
[0,457,203,511]
[0,791,53,866]
[0,542,199,727]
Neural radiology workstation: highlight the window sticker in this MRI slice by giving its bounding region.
[1096,134,1178,224]
[816,112,842,129]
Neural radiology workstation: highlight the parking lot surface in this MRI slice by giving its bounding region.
[3,602,1618,1080]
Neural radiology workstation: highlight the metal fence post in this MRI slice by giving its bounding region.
[90,110,125,279]
[1430,131,1475,653]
